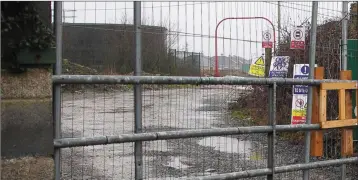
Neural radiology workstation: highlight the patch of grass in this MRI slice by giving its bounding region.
[229,108,265,126]
[62,59,98,75]
[250,151,264,160]
[231,109,250,120]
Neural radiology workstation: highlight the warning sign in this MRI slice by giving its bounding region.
[290,64,315,125]
[248,56,265,77]
[291,95,307,124]
[292,109,306,117]
[248,64,265,77]
[290,26,305,49]
[254,56,265,66]
[262,30,273,49]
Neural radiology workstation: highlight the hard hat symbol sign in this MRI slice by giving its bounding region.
[293,29,303,40]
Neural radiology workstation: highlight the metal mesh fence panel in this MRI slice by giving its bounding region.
[53,1,358,180]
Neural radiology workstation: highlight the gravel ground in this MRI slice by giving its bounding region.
[60,86,357,180]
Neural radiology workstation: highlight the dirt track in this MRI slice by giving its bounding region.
[60,87,357,180]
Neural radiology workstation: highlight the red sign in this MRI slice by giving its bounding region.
[290,41,305,49]
[292,116,306,124]
[262,30,273,49]
[290,27,305,50]
[262,41,273,48]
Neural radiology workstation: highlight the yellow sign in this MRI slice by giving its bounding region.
[292,109,306,117]
[248,64,265,77]
[254,56,265,66]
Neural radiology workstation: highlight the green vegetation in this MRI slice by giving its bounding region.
[2,2,54,70]
[231,109,250,120]
[61,59,201,93]
[229,108,265,126]
[62,59,98,75]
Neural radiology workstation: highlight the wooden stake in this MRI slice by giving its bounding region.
[340,70,353,156]
[310,67,324,157]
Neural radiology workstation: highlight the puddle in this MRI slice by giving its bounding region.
[164,156,191,170]
[198,137,252,154]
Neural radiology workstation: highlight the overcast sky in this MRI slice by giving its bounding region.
[53,1,349,61]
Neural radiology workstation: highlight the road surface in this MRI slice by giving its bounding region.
[60,86,357,180]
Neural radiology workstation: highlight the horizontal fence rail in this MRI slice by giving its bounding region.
[186,157,358,180]
[54,124,323,148]
[53,75,357,85]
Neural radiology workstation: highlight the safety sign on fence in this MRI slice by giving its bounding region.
[291,64,315,124]
[290,26,305,49]
[291,95,307,124]
[268,56,290,78]
[248,56,265,77]
[293,64,310,94]
[262,30,273,49]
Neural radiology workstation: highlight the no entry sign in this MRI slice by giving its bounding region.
[262,30,273,48]
[290,26,305,49]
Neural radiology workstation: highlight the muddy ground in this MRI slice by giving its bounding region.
[60,86,357,180]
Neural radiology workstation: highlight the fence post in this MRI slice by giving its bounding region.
[134,1,143,180]
[341,2,349,70]
[303,2,318,180]
[267,83,277,180]
[265,48,272,77]
[277,1,281,54]
[310,67,324,157]
[340,2,349,179]
[54,2,63,180]
[340,70,352,180]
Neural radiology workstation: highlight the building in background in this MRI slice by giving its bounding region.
[63,23,168,74]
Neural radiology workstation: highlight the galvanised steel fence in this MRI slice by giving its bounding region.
[52,1,358,180]
[53,75,358,180]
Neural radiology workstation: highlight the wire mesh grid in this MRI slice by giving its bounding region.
[55,1,358,180]
[60,84,268,179]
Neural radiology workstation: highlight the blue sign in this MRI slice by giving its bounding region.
[301,65,309,74]
[269,71,288,78]
[293,75,309,94]
[268,56,290,78]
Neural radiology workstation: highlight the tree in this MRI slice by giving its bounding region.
[1,2,54,71]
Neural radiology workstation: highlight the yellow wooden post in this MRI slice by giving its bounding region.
[340,71,354,156]
[310,67,324,157]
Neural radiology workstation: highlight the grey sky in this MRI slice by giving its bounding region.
[54,1,348,61]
